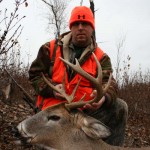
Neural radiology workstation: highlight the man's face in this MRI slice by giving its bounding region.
[71,21,93,47]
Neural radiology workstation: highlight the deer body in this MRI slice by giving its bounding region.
[16,104,150,150]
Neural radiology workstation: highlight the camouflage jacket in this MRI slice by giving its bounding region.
[29,32,118,107]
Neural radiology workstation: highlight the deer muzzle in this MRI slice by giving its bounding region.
[12,125,33,148]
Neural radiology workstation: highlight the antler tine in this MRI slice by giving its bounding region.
[60,53,103,105]
[42,72,63,95]
[41,72,81,104]
[60,53,102,90]
[70,77,82,103]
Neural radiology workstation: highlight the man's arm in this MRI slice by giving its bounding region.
[29,42,54,98]
[83,53,118,111]
[100,53,118,107]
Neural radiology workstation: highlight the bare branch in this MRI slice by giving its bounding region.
[89,0,95,39]
[80,0,83,6]
[0,0,27,69]
[41,0,69,36]
[4,69,36,111]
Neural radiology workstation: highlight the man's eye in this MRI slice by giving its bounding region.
[82,22,88,26]
[74,22,80,26]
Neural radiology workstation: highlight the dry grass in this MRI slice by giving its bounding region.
[0,68,150,149]
[118,70,150,147]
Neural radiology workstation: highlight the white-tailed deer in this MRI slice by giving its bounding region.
[15,53,150,150]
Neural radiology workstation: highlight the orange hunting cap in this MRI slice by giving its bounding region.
[69,6,95,29]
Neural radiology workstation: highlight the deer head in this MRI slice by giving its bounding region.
[15,103,111,150]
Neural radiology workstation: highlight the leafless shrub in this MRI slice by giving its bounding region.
[0,0,28,70]
[115,55,150,147]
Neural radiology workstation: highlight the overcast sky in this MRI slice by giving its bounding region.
[3,0,150,73]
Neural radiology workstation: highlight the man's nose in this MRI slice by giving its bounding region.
[78,23,84,29]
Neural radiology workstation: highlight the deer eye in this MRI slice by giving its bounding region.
[47,115,60,121]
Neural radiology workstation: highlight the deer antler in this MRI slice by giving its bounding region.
[42,52,112,110]
[60,53,112,109]
[41,71,84,104]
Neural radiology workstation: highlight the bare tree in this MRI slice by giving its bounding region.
[89,0,95,39]
[41,0,70,37]
[115,35,126,85]
[80,0,95,39]
[0,0,28,69]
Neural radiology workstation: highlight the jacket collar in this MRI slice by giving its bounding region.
[59,31,97,62]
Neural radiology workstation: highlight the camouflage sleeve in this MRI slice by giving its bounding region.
[100,53,118,107]
[29,42,54,98]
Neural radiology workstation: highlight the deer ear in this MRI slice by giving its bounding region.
[81,116,111,139]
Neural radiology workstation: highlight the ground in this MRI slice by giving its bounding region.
[0,97,150,150]
[1,47,150,149]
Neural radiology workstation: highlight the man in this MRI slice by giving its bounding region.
[29,6,128,146]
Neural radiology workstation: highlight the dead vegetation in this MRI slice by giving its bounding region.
[119,71,150,148]
[0,67,150,149]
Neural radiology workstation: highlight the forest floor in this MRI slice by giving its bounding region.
[0,97,150,150]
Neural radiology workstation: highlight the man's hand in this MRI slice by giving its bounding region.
[53,84,65,100]
[83,90,105,111]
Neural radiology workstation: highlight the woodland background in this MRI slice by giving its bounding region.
[0,0,150,149]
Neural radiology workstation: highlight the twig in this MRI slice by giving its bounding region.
[4,69,37,112]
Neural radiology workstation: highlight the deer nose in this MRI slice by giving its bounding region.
[12,126,21,138]
[12,126,33,148]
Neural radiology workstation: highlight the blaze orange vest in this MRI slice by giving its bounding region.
[36,40,104,110]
